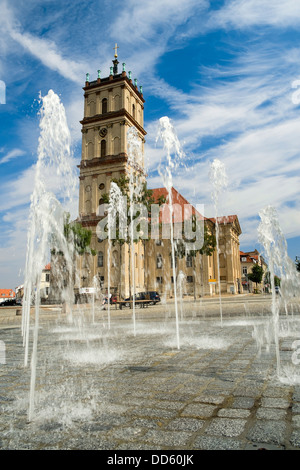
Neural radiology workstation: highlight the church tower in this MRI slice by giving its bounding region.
[78,46,147,296]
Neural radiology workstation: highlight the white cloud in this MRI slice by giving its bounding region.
[209,0,300,30]
[0,1,88,85]
[0,148,26,165]
[111,0,208,44]
[9,29,86,85]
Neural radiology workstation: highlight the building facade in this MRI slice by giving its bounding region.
[240,250,268,293]
[76,50,242,299]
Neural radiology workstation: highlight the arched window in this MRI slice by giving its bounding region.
[88,141,94,159]
[98,251,104,267]
[156,254,163,269]
[102,98,107,114]
[113,136,120,155]
[112,250,118,268]
[88,100,96,117]
[101,139,106,158]
[85,200,91,214]
[186,255,193,268]
[132,103,135,119]
[113,94,120,111]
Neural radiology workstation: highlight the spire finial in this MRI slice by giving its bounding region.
[114,43,119,58]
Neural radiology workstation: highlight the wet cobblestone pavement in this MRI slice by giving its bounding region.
[1,296,300,451]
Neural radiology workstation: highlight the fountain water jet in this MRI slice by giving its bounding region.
[156,117,185,350]
[106,182,127,329]
[177,270,186,321]
[209,158,228,327]
[127,127,144,336]
[258,205,300,381]
[22,90,77,421]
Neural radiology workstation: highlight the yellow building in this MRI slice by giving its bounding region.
[240,250,268,293]
[77,50,242,299]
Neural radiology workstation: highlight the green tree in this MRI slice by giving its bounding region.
[64,214,96,256]
[49,213,96,303]
[296,259,300,272]
[247,264,264,290]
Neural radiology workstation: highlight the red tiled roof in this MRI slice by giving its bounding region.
[151,187,206,223]
[44,263,51,270]
[209,215,238,224]
[0,289,16,298]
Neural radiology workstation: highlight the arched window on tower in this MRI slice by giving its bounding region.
[186,255,193,268]
[88,100,96,117]
[156,254,163,269]
[102,98,107,114]
[112,250,118,268]
[113,136,120,155]
[98,251,104,267]
[101,139,106,158]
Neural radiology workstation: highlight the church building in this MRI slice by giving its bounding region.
[77,47,242,299]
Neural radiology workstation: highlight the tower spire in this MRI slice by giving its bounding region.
[114,43,119,58]
[112,43,119,75]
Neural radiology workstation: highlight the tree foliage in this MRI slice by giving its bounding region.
[247,264,264,287]
[63,213,96,256]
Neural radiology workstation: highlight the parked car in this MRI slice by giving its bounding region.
[145,291,161,305]
[0,298,17,307]
[124,292,146,306]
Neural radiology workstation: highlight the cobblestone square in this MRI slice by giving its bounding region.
[1,296,300,451]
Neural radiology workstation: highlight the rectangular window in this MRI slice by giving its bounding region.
[187,276,193,283]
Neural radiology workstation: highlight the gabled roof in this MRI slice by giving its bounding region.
[151,187,241,234]
[151,187,206,223]
[209,214,242,235]
[210,215,238,224]
[240,251,258,263]
[0,289,15,298]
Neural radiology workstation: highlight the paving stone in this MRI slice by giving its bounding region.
[290,430,300,448]
[165,417,205,432]
[181,403,216,418]
[246,420,287,446]
[193,435,242,450]
[261,397,290,409]
[292,415,300,428]
[1,302,300,450]
[205,418,247,437]
[256,408,287,420]
[142,429,193,447]
[217,408,251,418]
[231,397,255,409]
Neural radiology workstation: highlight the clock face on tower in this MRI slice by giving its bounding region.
[99,127,107,137]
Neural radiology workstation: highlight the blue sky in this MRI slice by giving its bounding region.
[0,0,300,289]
